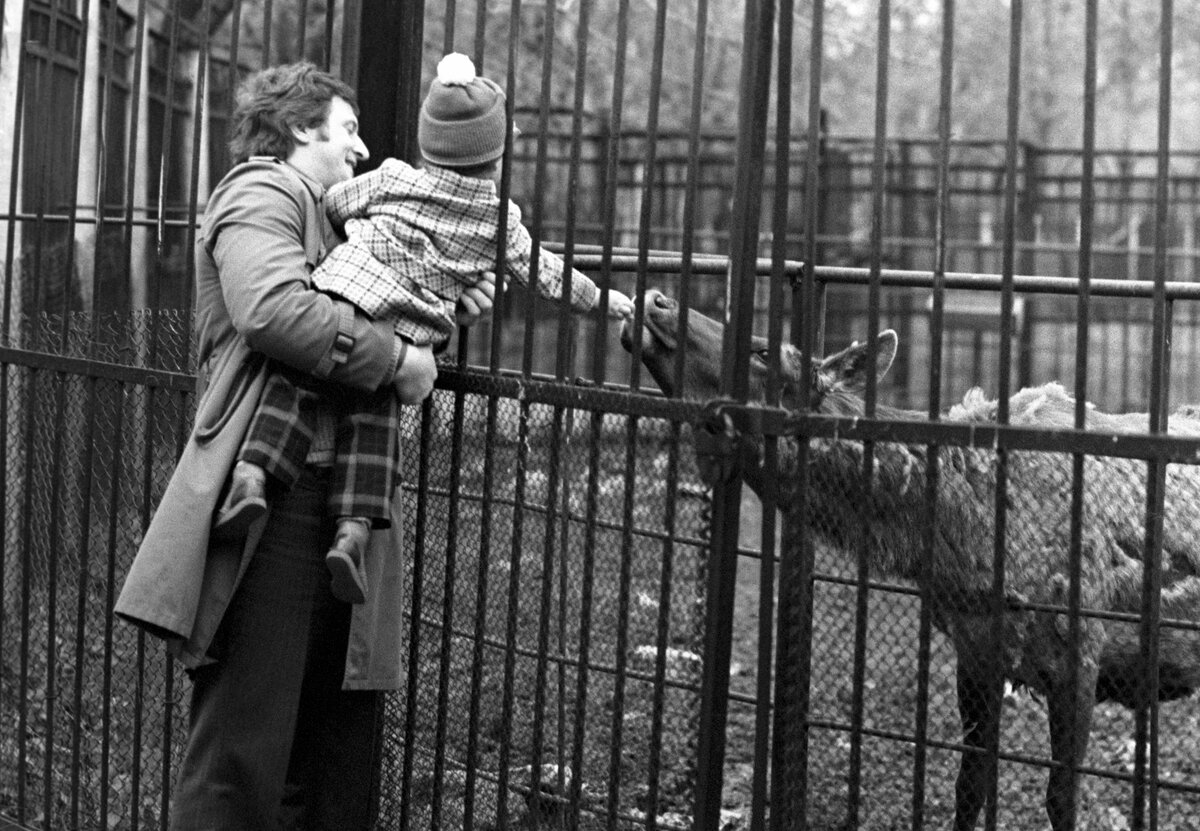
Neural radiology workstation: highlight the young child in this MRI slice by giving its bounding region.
[216,53,634,604]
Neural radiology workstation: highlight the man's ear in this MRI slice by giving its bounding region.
[290,123,314,146]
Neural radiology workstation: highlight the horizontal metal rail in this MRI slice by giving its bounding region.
[803,719,1200,797]
[0,346,195,391]
[706,401,1200,463]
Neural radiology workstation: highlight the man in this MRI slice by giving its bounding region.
[115,62,495,829]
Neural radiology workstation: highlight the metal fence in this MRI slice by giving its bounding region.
[2,1,1200,831]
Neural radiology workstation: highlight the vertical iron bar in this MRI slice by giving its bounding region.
[559,4,597,826]
[748,0,794,822]
[912,4,956,828]
[1,0,30,344]
[603,419,640,831]
[118,7,148,824]
[135,16,178,821]
[587,0,630,387]
[261,0,273,67]
[154,11,213,826]
[429,0,467,775]
[462,7,498,816]
[152,14,184,827]
[697,0,776,825]
[554,0,595,384]
[322,0,334,69]
[29,13,54,350]
[431,396,467,827]
[1062,4,1099,830]
[226,0,243,112]
[296,0,309,59]
[771,1,822,827]
[147,5,181,368]
[530,408,566,824]
[643,415,682,831]
[604,0,671,825]
[0,7,32,776]
[624,0,668,394]
[353,0,421,170]
[483,0,518,375]
[181,0,212,353]
[18,50,54,825]
[663,32,715,826]
[551,19,600,814]
[520,0,554,377]
[492,4,527,826]
[56,0,93,350]
[31,1,86,824]
[567,418,604,831]
[72,0,127,822]
[462,425,495,831]
[1134,3,1172,828]
[984,4,1022,828]
[847,2,891,824]
[400,402,434,830]
[442,0,456,50]
[394,0,425,166]
[98,383,128,831]
[522,0,566,812]
[90,0,120,344]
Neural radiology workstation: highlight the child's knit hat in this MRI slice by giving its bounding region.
[418,53,508,168]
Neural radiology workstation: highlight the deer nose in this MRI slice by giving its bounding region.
[651,290,673,310]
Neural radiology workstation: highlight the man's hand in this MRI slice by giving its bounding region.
[456,271,498,325]
[393,342,438,403]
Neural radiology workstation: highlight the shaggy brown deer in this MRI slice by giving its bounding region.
[621,289,1200,831]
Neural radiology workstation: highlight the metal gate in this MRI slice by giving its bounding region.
[3,1,1200,830]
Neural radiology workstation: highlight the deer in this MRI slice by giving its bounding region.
[620,288,1200,831]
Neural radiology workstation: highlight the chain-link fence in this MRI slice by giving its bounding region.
[380,392,712,828]
[0,311,724,829]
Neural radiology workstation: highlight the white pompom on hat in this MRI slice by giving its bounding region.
[418,53,509,168]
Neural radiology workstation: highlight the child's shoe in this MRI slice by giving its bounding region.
[213,461,268,539]
[326,518,370,604]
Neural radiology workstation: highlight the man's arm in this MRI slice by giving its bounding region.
[204,164,397,392]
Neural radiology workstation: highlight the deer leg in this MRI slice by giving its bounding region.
[953,659,1001,831]
[1044,661,1099,831]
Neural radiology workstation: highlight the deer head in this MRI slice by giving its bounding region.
[621,288,897,415]
[808,329,899,416]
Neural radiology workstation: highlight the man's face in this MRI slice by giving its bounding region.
[290,96,369,189]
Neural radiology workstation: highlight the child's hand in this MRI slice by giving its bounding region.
[605,290,635,320]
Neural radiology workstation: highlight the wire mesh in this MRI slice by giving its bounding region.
[0,311,193,830]
[795,437,1200,830]
[378,387,712,829]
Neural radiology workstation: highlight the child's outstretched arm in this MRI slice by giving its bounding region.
[505,209,629,318]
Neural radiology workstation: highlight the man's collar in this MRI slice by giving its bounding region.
[282,160,328,200]
[247,155,329,200]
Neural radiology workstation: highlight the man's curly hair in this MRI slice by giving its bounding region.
[228,62,359,163]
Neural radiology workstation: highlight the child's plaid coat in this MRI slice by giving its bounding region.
[312,158,602,346]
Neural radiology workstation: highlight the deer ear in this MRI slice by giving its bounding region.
[822,329,899,392]
[876,330,898,379]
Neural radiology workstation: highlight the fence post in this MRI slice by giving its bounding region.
[694,0,777,826]
[351,0,425,170]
